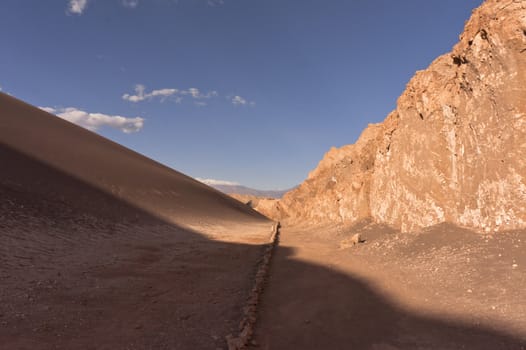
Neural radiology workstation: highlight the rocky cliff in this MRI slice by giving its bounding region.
[281,0,526,233]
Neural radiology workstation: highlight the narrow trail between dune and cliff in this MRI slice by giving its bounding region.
[249,225,526,350]
[225,222,281,350]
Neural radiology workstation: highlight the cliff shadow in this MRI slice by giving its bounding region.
[1,142,525,349]
[0,142,269,350]
[252,241,526,350]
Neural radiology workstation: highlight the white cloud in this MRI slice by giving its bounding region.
[196,178,239,186]
[40,106,144,133]
[67,0,141,14]
[151,88,178,97]
[122,0,139,8]
[123,85,254,107]
[181,88,218,99]
[122,84,179,102]
[231,95,255,106]
[180,87,200,98]
[207,0,224,6]
[231,95,246,105]
[67,0,88,15]
[122,84,218,103]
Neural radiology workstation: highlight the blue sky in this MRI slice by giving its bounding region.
[1,0,482,190]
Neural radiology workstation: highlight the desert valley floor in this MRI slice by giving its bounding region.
[253,223,526,349]
[3,202,526,349]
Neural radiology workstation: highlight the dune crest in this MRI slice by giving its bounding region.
[0,92,270,239]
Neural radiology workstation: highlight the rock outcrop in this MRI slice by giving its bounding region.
[280,124,383,225]
[281,0,526,233]
[230,194,283,221]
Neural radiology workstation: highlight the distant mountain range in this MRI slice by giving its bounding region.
[196,178,291,199]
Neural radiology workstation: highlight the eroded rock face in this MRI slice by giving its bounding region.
[230,194,282,221]
[281,124,383,225]
[281,0,526,233]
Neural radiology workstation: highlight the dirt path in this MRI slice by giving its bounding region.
[251,224,526,350]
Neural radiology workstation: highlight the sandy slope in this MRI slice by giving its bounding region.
[0,92,269,239]
[252,223,526,349]
[0,92,273,349]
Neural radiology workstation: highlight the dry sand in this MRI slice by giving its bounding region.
[0,92,273,349]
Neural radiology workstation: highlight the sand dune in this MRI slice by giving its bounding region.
[0,92,272,349]
[0,92,269,238]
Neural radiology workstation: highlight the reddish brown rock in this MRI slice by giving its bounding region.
[280,123,383,226]
[230,194,282,221]
[281,0,526,233]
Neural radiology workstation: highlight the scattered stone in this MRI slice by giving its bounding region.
[226,222,280,350]
[339,233,366,249]
[351,233,364,245]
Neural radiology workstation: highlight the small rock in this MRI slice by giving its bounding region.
[350,233,364,245]
[512,264,518,269]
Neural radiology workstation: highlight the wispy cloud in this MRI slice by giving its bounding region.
[67,0,140,15]
[207,0,224,7]
[180,87,218,99]
[231,95,255,107]
[122,84,218,103]
[67,0,221,15]
[121,0,139,8]
[67,0,88,15]
[40,106,144,133]
[123,85,255,108]
[122,84,178,102]
[232,95,246,105]
[196,178,239,186]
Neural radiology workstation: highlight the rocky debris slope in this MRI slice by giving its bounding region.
[281,0,526,233]
[230,194,283,221]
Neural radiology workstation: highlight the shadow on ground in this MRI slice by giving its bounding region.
[1,143,525,349]
[0,143,269,350]
[253,240,526,350]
